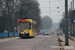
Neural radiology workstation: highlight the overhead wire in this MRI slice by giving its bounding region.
[39,0,68,21]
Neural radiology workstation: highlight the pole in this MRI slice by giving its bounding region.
[73,20,74,36]
[72,0,74,10]
[73,19,75,36]
[70,1,72,36]
[72,0,74,36]
[63,19,64,33]
[65,0,69,45]
[49,0,51,17]
[7,0,10,37]
[70,16,72,36]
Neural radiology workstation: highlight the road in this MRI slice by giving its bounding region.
[0,30,58,50]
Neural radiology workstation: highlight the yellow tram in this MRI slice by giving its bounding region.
[17,19,37,38]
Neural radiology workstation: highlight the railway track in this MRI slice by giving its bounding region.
[31,35,55,50]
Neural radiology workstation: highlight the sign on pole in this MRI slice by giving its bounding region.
[72,19,75,23]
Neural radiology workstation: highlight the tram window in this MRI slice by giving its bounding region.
[32,23,35,29]
[19,22,31,32]
[18,23,19,25]
[35,25,37,29]
[29,23,31,29]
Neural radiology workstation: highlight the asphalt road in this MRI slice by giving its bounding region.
[0,30,58,50]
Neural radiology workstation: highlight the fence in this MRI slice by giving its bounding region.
[0,32,18,37]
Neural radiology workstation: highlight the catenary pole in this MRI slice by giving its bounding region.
[70,1,73,36]
[7,0,10,37]
[72,0,74,36]
[65,0,69,45]
[72,0,74,10]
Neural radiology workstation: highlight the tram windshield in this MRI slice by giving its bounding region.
[18,22,31,32]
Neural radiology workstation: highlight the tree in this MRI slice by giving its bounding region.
[0,0,42,32]
[17,0,42,29]
[42,16,53,29]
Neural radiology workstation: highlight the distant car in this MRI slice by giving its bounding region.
[39,32,43,34]
[43,31,49,35]
[39,31,43,34]
[39,30,44,34]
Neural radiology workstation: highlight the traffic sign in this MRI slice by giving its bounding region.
[72,19,75,23]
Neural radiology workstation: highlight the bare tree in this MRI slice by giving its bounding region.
[42,16,53,29]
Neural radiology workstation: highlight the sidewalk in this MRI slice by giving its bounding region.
[58,35,75,50]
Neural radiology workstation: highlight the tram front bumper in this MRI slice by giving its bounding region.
[21,33,29,37]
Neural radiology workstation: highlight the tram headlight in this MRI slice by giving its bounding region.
[44,33,46,34]
[21,32,24,34]
[23,32,24,34]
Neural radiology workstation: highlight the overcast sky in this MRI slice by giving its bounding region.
[37,0,75,23]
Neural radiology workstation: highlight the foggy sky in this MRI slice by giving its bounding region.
[38,0,75,23]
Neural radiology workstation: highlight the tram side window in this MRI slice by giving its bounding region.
[35,24,37,29]
[29,23,31,29]
[32,23,34,29]
[32,23,35,29]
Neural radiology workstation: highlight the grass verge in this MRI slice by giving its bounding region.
[58,36,64,50]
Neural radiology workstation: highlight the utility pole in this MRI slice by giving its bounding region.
[73,20,74,36]
[65,0,69,45]
[63,19,64,33]
[72,0,74,36]
[49,0,51,19]
[7,0,10,37]
[0,0,2,16]
[70,1,73,36]
[72,0,74,10]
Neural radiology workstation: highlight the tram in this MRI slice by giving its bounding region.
[17,19,37,38]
